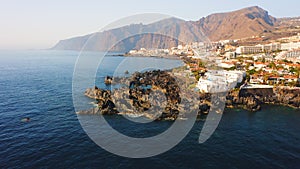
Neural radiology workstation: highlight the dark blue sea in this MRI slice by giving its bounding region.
[0,50,300,169]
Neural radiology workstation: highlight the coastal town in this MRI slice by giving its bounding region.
[79,33,300,119]
[127,33,300,92]
[73,5,300,120]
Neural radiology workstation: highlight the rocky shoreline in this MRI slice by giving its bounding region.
[78,70,300,120]
[80,70,188,121]
[226,86,300,111]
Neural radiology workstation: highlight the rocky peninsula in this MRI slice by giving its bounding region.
[77,70,300,121]
[80,70,192,121]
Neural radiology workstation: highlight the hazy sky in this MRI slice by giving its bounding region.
[1,0,300,50]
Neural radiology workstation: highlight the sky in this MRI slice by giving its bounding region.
[1,0,300,50]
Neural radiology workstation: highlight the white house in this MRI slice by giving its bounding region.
[218,62,235,69]
[197,70,245,93]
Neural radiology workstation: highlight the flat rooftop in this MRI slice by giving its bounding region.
[242,84,274,89]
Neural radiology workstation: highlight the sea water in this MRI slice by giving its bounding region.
[0,50,299,168]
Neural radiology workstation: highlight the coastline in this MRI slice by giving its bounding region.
[227,86,300,112]
[123,53,182,60]
[78,70,300,120]
[78,52,300,120]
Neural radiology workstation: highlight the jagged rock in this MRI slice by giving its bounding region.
[84,86,118,115]
[226,87,300,111]
[83,70,184,120]
[82,72,300,120]
[104,76,113,85]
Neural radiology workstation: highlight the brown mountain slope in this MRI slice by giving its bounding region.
[197,6,277,41]
[52,6,279,52]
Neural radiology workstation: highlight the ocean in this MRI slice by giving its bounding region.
[0,50,299,168]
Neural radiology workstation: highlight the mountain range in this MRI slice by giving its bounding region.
[51,6,299,52]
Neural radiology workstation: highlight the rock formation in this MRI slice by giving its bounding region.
[79,70,300,121]
[81,70,184,120]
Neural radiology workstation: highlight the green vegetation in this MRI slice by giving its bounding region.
[225,66,237,71]
[283,59,293,63]
[268,61,277,69]
[290,67,300,77]
[288,81,297,87]
[193,71,200,81]
[247,69,257,75]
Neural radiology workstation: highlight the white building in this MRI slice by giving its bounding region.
[236,43,281,54]
[263,43,281,52]
[128,49,138,54]
[281,42,300,51]
[276,49,300,62]
[218,62,235,69]
[227,70,246,83]
[236,46,263,54]
[197,70,246,93]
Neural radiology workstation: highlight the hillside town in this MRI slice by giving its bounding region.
[127,33,300,91]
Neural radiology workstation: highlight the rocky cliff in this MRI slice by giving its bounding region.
[226,87,300,111]
[197,6,276,41]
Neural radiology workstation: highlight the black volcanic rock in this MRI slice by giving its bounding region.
[82,70,183,120]
[81,73,300,119]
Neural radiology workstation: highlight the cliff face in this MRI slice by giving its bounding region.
[226,87,300,111]
[52,18,205,52]
[226,90,261,112]
[51,34,91,51]
[197,6,276,41]
[52,6,278,52]
[274,87,300,108]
